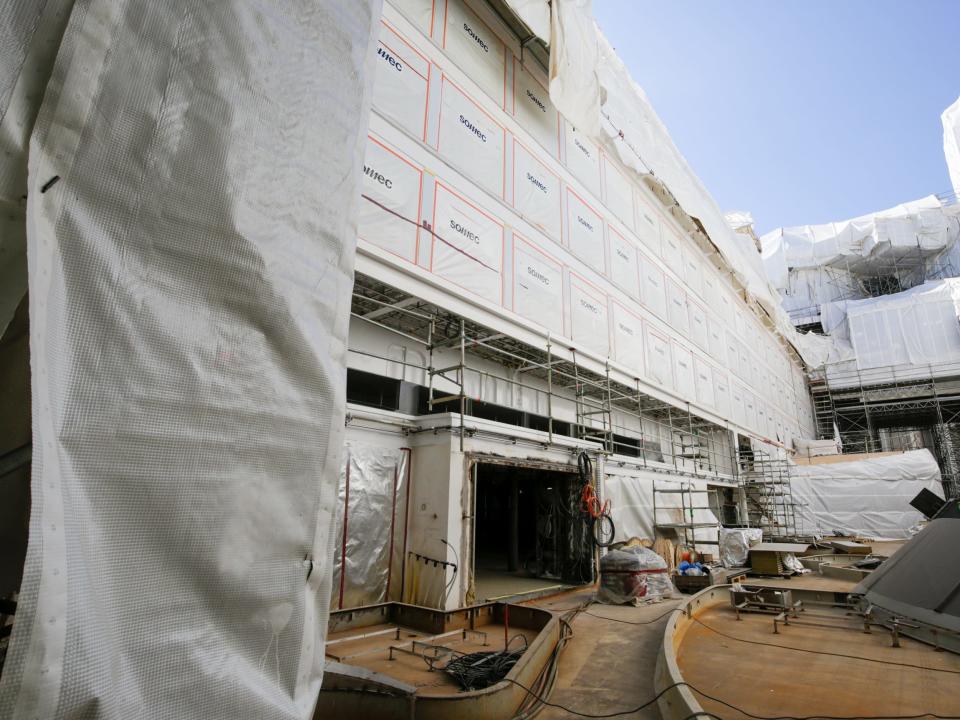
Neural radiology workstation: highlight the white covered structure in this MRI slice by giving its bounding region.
[334,0,820,617]
[944,95,960,197]
[790,450,943,539]
[762,195,960,326]
[816,278,960,386]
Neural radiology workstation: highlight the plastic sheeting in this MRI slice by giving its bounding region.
[725,211,755,233]
[761,195,960,313]
[0,1,73,336]
[597,545,672,605]
[789,450,943,539]
[331,444,409,610]
[719,528,763,568]
[368,0,812,443]
[544,3,791,326]
[604,470,720,546]
[0,2,381,718]
[762,195,958,279]
[793,438,840,458]
[944,96,960,197]
[432,181,504,303]
[818,279,960,377]
[503,0,550,44]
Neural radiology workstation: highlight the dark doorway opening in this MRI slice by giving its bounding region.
[473,463,593,601]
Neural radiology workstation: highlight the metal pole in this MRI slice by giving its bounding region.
[604,361,613,453]
[508,475,519,572]
[572,349,582,443]
[459,319,466,452]
[427,319,435,411]
[636,380,648,469]
[546,335,553,444]
[668,407,678,471]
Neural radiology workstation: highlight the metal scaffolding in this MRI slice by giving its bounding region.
[652,480,722,553]
[781,236,957,330]
[350,272,740,481]
[809,361,960,498]
[738,445,800,540]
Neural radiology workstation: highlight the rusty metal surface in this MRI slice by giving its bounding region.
[317,601,559,720]
[657,584,960,720]
[528,587,677,720]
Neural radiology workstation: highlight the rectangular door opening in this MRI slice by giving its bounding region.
[472,463,594,602]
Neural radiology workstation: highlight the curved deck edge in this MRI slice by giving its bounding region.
[654,585,724,720]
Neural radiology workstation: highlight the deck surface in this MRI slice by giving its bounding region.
[677,602,960,719]
[747,572,859,592]
[526,587,679,719]
[325,621,539,695]
[474,568,568,602]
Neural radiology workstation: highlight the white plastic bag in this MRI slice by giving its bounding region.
[719,528,763,567]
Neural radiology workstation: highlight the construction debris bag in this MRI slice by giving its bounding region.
[597,545,673,605]
[719,528,763,568]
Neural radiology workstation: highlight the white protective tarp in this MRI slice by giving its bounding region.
[944,95,960,196]
[513,141,562,240]
[547,1,823,366]
[789,450,943,540]
[604,470,719,546]
[569,277,609,354]
[0,2,381,718]
[566,188,604,271]
[437,78,506,197]
[545,4,789,321]
[371,20,430,140]
[725,211,755,233]
[432,182,504,302]
[761,195,960,307]
[793,437,840,458]
[513,238,564,335]
[0,1,73,336]
[819,279,960,377]
[719,528,763,568]
[503,0,551,43]
[359,135,422,262]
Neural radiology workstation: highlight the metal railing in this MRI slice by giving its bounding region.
[350,272,740,481]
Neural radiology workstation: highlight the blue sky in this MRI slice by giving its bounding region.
[592,1,960,235]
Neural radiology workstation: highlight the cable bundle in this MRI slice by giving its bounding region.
[577,451,616,547]
[443,646,524,691]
